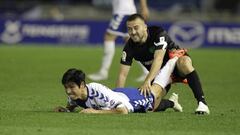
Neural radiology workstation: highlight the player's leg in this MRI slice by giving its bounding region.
[151,84,182,112]
[151,83,166,111]
[135,48,187,83]
[153,56,179,88]
[101,32,117,75]
[176,55,210,114]
[88,15,129,81]
[88,32,116,81]
[152,57,182,112]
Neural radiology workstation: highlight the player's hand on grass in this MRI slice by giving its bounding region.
[139,80,151,97]
[54,106,69,112]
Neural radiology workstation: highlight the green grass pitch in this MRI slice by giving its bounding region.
[0,44,239,135]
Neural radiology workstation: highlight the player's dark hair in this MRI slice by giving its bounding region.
[62,68,85,87]
[127,13,146,23]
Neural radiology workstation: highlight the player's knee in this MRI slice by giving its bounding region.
[177,56,194,74]
[151,84,164,98]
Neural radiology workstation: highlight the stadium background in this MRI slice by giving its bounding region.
[0,0,240,47]
[0,0,240,135]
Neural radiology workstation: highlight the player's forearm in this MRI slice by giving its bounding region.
[140,0,148,10]
[97,108,128,114]
[66,106,76,112]
[54,104,78,112]
[145,59,163,83]
[139,0,149,19]
[116,74,127,87]
[65,102,77,112]
[145,50,165,82]
[54,106,71,112]
[80,108,128,114]
[116,64,130,87]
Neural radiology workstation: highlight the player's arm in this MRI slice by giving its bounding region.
[139,49,166,96]
[54,102,77,112]
[116,64,131,87]
[80,107,128,114]
[66,102,78,112]
[139,0,149,20]
[145,49,165,83]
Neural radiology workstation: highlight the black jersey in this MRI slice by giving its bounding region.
[120,26,180,70]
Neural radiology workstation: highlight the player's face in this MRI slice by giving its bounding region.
[127,18,147,43]
[64,82,82,100]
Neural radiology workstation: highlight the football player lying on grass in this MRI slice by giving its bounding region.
[54,55,183,114]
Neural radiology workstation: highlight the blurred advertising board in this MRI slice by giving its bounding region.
[0,20,107,45]
[0,19,240,48]
[154,21,240,48]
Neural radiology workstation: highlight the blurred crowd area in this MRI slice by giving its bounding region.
[0,0,240,22]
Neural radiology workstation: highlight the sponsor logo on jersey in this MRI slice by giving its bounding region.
[168,21,204,48]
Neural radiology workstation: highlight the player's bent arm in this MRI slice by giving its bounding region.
[144,49,165,83]
[116,64,131,87]
[80,107,128,114]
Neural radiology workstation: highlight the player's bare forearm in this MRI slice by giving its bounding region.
[66,104,77,112]
[145,61,162,82]
[54,103,77,112]
[54,106,70,112]
[116,74,127,87]
[139,50,165,96]
[145,50,165,82]
[116,64,130,87]
[140,0,149,20]
[80,107,128,114]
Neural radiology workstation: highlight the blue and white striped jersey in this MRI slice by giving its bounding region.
[68,82,154,113]
[68,82,134,112]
